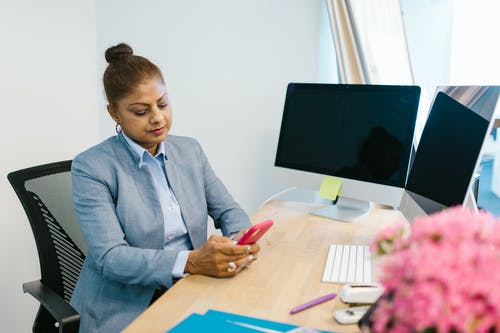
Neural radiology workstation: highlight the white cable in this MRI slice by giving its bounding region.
[258,186,297,209]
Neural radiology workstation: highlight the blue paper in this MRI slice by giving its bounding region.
[167,312,263,333]
[204,309,334,333]
[204,309,295,331]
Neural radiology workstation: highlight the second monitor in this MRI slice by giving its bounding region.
[400,91,492,221]
[274,83,420,221]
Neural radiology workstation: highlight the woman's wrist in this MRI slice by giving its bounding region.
[184,249,198,274]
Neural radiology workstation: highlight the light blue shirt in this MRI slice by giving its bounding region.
[122,133,190,279]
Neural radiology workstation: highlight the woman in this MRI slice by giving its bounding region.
[70,43,260,332]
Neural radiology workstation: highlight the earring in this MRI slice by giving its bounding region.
[115,123,122,134]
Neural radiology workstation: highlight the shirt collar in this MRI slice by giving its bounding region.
[121,132,167,167]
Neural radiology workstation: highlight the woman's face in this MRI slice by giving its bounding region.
[108,76,171,155]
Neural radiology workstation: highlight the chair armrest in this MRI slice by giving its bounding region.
[23,280,79,333]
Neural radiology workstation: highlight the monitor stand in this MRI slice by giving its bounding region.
[310,197,371,222]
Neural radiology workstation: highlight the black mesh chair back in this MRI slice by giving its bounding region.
[8,160,86,333]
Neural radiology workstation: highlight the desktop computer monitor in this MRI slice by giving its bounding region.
[436,86,499,122]
[274,83,420,221]
[400,91,492,222]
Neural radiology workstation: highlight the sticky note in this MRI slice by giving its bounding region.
[319,176,342,200]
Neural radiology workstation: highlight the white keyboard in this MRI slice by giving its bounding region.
[321,244,373,284]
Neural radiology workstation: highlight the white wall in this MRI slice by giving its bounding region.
[95,0,321,215]
[400,0,454,143]
[317,0,338,83]
[401,0,454,95]
[449,0,500,85]
[0,1,99,331]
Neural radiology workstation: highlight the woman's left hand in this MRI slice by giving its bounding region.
[184,235,260,277]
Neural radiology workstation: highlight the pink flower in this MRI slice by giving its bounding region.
[369,206,500,333]
[371,220,407,255]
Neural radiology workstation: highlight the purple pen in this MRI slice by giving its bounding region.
[290,292,337,314]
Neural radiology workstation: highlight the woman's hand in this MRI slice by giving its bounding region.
[229,229,248,243]
[185,235,260,277]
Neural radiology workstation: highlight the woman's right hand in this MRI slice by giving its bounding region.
[184,235,260,277]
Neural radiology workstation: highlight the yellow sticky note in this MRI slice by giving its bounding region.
[319,176,342,200]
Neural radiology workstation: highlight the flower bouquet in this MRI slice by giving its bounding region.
[360,207,500,333]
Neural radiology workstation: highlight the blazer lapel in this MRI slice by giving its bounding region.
[114,134,165,249]
[163,143,204,248]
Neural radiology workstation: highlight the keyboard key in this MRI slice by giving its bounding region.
[363,246,372,284]
[331,245,342,282]
[355,246,364,283]
[322,245,336,282]
[338,245,349,282]
[346,245,357,282]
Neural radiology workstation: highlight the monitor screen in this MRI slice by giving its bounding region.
[275,83,420,190]
[405,91,490,208]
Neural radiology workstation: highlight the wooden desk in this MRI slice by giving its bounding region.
[123,200,405,333]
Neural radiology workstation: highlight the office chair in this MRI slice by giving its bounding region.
[8,160,87,333]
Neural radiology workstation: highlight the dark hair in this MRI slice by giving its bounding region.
[103,43,164,106]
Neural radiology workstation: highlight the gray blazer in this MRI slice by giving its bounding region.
[70,133,251,332]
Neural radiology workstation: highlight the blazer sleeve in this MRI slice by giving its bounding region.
[194,140,252,235]
[72,154,178,289]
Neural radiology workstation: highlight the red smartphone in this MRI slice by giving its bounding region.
[236,219,274,245]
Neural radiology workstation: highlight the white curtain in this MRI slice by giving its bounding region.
[325,0,366,83]
[325,0,413,85]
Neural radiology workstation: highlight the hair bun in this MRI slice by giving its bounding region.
[105,43,133,64]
